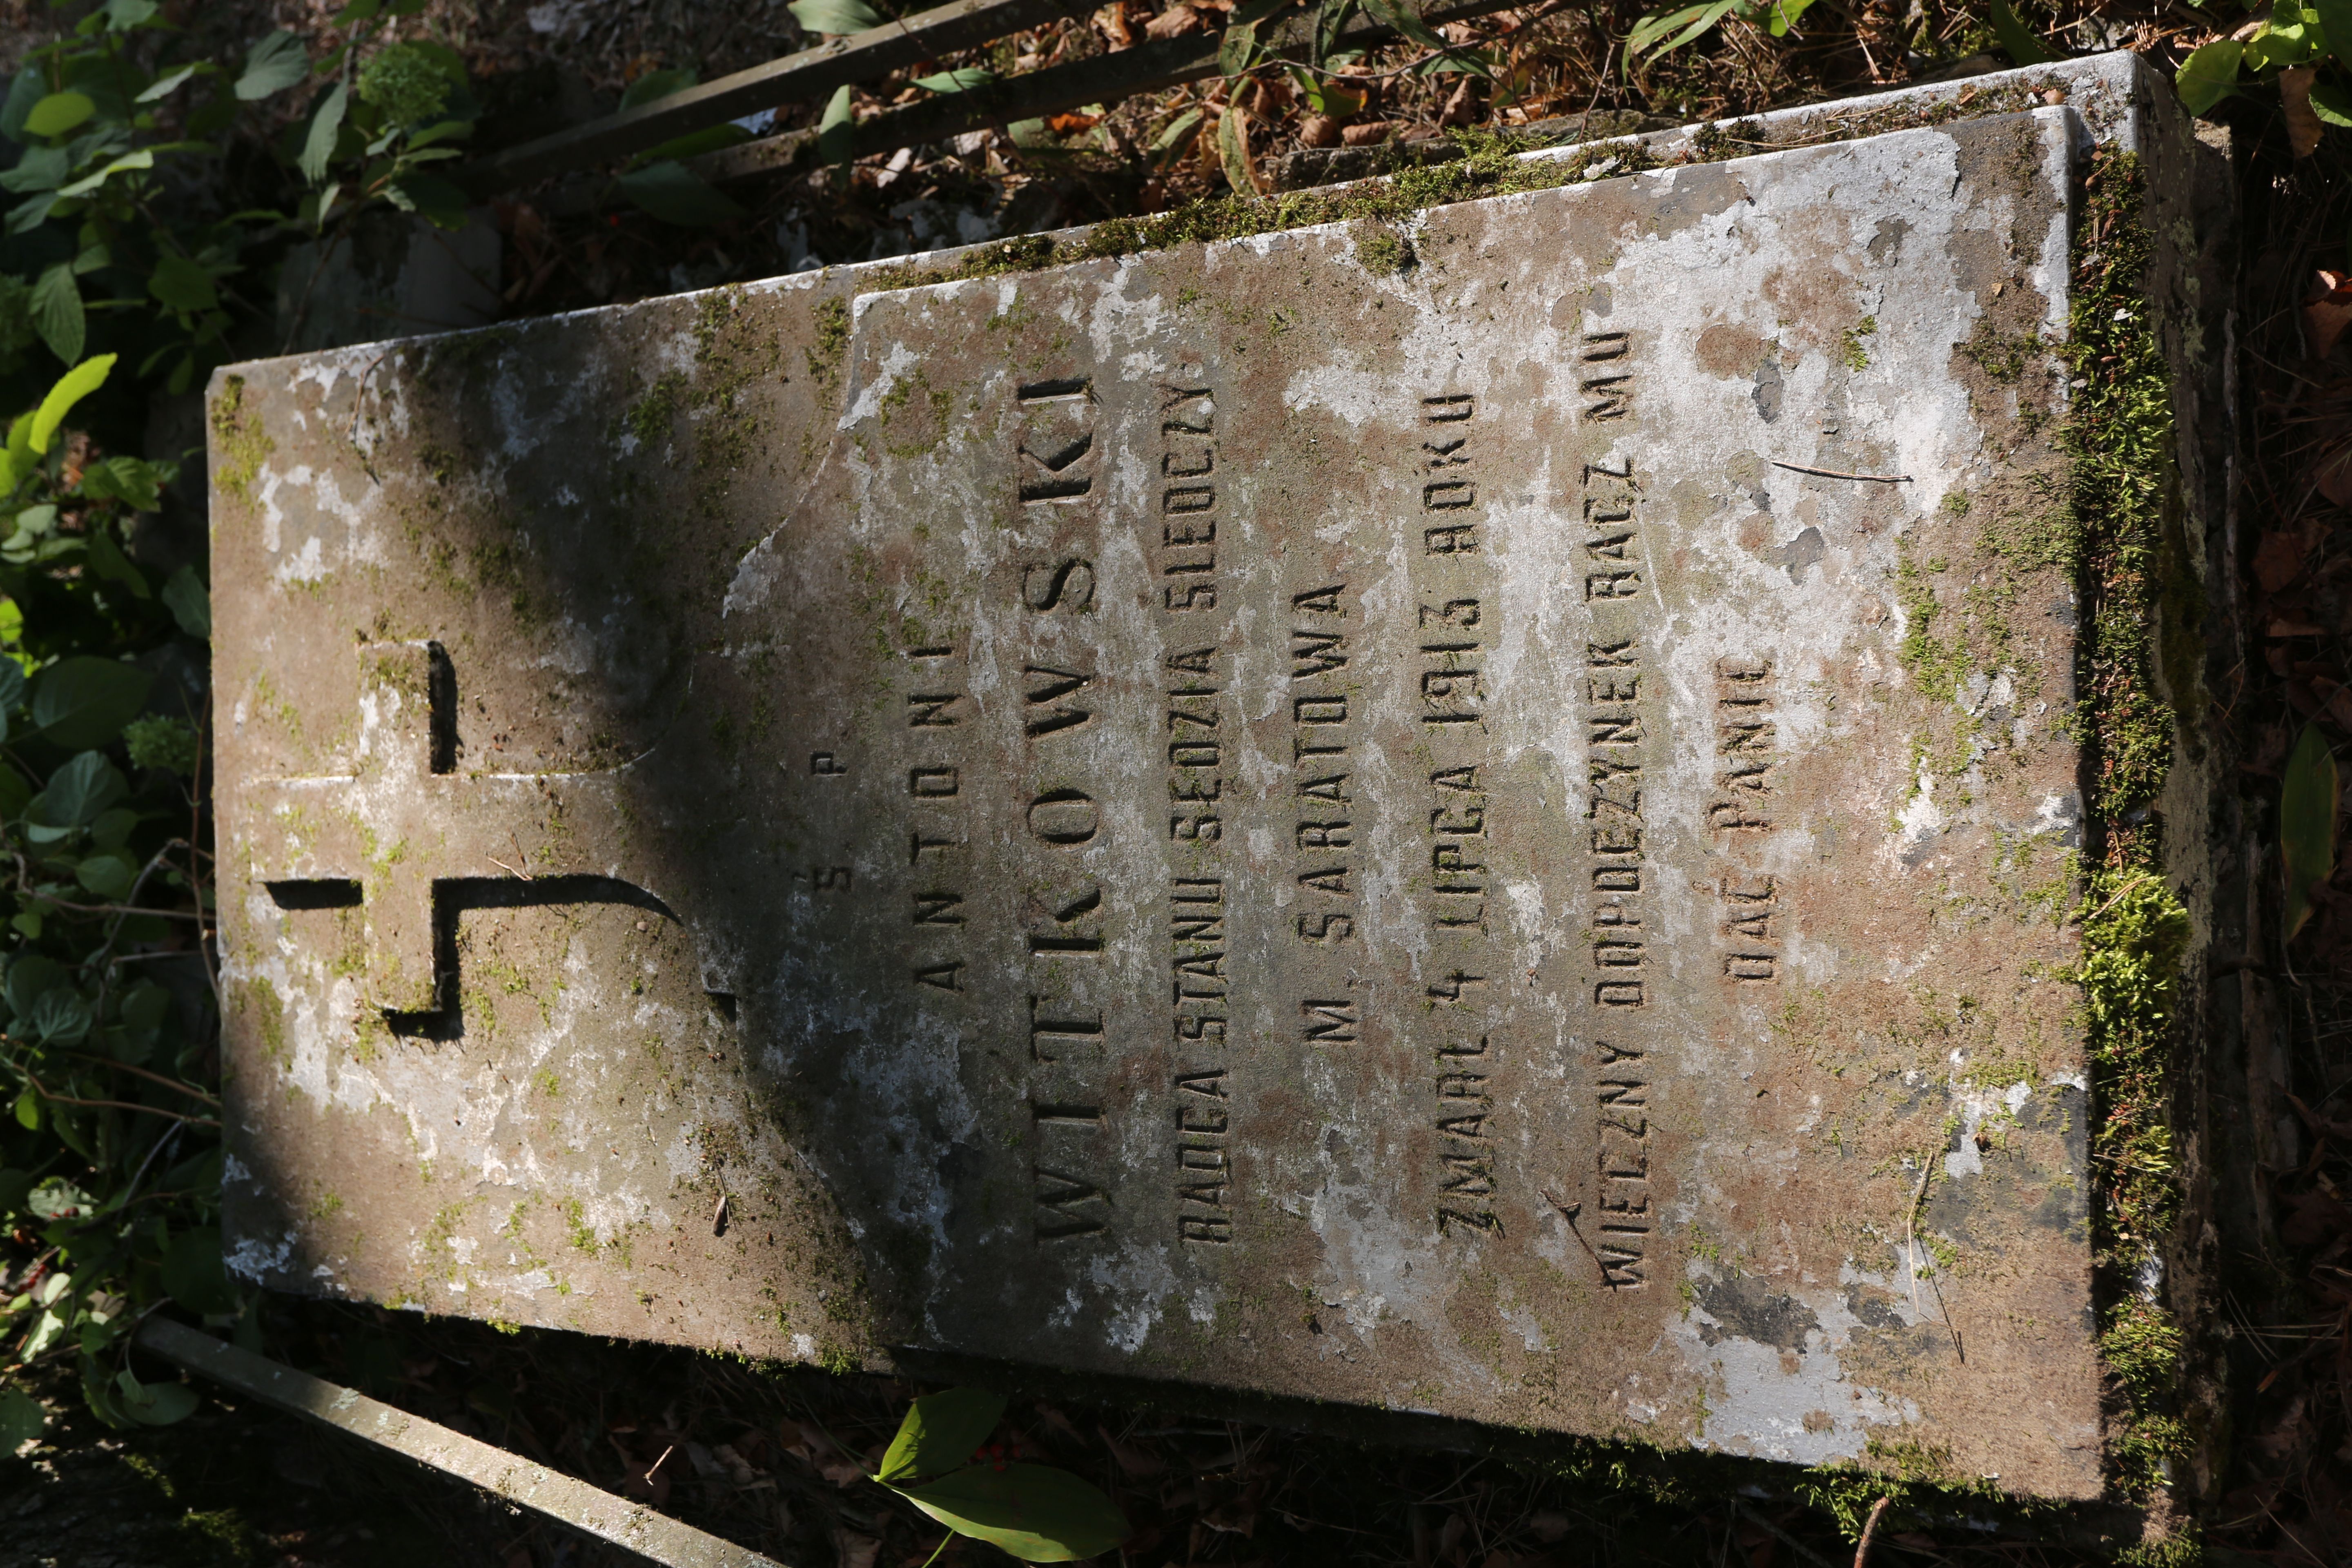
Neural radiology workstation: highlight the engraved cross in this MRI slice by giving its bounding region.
[238,642,673,1014]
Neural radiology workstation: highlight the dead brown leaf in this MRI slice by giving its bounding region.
[1145,2,1208,39]
[1439,78,1480,127]
[2320,443,2352,506]
[1299,114,1343,147]
[1094,1,1134,49]
[1342,121,1394,146]
[833,1529,881,1568]
[2257,529,2315,592]
[2308,270,2352,359]
[2284,66,2325,158]
[1099,1424,1167,1478]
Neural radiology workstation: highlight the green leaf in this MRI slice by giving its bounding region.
[27,989,92,1045]
[142,252,217,316]
[75,851,134,900]
[629,123,751,168]
[163,1228,237,1316]
[1765,0,1816,37]
[897,1463,1130,1563]
[2175,40,2244,116]
[237,31,310,101]
[12,1086,37,1130]
[0,1388,46,1454]
[85,521,150,598]
[2283,722,2340,941]
[32,659,151,750]
[163,565,209,637]
[103,0,161,28]
[818,82,855,170]
[115,1368,198,1427]
[2311,75,2352,125]
[298,80,347,184]
[913,68,996,93]
[1988,0,2059,65]
[135,64,203,104]
[789,0,884,34]
[384,172,471,229]
[1152,106,1205,157]
[25,92,95,139]
[619,67,699,110]
[615,160,744,225]
[879,1389,1007,1484]
[30,263,85,367]
[53,148,154,200]
[0,662,24,717]
[78,454,163,511]
[1,69,44,143]
[5,953,62,1018]
[31,353,115,455]
[1217,104,1256,194]
[2321,0,2352,67]
[1360,0,1444,50]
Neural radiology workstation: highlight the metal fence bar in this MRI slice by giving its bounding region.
[138,1318,790,1568]
[683,0,1530,187]
[459,0,1098,196]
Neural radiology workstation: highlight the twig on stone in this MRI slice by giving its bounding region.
[1770,460,1911,483]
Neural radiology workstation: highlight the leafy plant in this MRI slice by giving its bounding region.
[0,354,223,1432]
[2175,0,2352,128]
[872,1388,1130,1564]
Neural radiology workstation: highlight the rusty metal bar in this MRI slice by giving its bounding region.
[681,0,1529,187]
[137,1318,789,1568]
[458,0,1098,196]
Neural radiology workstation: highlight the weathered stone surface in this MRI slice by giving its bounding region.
[213,58,2230,1500]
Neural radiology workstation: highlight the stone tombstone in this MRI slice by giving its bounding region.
[213,54,2232,1500]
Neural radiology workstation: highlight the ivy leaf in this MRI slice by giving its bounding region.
[27,988,92,1045]
[788,0,884,35]
[878,1388,1007,1484]
[897,1463,1131,1563]
[29,263,85,368]
[615,160,744,225]
[2283,721,2341,941]
[1988,0,2059,65]
[236,31,310,102]
[32,660,151,751]
[298,81,347,184]
[2175,39,2244,116]
[75,851,136,900]
[24,92,95,139]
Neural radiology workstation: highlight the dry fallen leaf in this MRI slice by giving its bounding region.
[1439,78,1480,127]
[2307,269,2352,358]
[1342,121,1394,146]
[2255,529,2314,592]
[2284,67,2325,158]
[1145,2,1207,38]
[1298,114,1343,147]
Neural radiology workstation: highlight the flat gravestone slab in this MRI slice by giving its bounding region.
[213,93,2194,1499]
